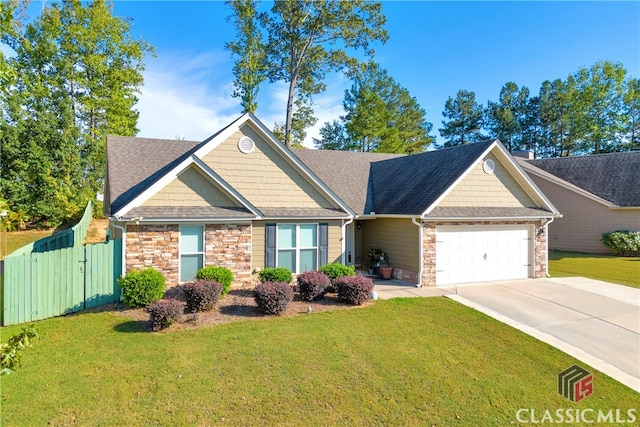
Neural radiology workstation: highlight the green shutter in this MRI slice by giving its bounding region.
[318,223,328,266]
[265,223,276,268]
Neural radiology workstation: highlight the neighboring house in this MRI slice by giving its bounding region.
[105,113,559,287]
[516,152,640,254]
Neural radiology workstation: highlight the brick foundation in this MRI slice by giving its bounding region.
[420,220,547,286]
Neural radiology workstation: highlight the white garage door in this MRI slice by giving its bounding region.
[436,226,532,286]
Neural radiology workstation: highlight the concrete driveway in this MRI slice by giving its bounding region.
[374,277,640,392]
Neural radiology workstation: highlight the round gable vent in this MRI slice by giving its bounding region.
[483,159,495,174]
[238,136,255,154]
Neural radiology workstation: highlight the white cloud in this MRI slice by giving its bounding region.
[136,50,242,141]
[135,51,349,148]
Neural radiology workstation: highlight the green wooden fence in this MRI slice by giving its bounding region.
[2,203,123,326]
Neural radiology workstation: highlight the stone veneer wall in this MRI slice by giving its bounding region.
[126,223,253,288]
[126,224,180,285]
[205,224,252,286]
[420,220,547,286]
[391,267,419,284]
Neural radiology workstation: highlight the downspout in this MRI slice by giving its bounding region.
[540,217,555,277]
[341,217,354,265]
[110,218,127,277]
[412,217,423,287]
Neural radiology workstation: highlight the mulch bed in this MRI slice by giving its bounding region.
[108,285,369,331]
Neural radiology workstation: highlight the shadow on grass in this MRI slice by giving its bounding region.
[113,319,152,333]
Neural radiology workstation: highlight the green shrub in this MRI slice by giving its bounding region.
[254,282,294,314]
[118,268,165,308]
[258,267,292,284]
[318,262,356,284]
[196,266,233,297]
[336,275,374,305]
[182,280,223,312]
[297,271,331,301]
[0,325,38,376]
[147,299,183,331]
[602,230,640,256]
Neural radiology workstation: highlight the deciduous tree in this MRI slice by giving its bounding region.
[1,0,152,227]
[262,0,388,146]
[225,0,266,113]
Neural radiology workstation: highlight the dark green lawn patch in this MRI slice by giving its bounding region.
[1,298,637,425]
[549,250,640,288]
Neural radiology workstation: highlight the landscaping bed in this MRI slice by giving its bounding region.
[110,285,365,331]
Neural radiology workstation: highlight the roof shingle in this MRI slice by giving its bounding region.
[527,152,640,207]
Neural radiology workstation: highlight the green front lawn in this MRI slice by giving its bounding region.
[1,299,637,425]
[2,228,54,259]
[549,250,640,288]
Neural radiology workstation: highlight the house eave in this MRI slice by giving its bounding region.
[260,215,353,221]
[421,214,560,222]
[115,216,260,224]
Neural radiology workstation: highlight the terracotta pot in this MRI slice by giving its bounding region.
[379,266,393,280]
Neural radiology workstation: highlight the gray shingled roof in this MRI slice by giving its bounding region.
[368,140,496,215]
[259,207,349,218]
[291,149,405,215]
[527,152,640,207]
[107,136,201,214]
[125,206,255,220]
[426,206,555,218]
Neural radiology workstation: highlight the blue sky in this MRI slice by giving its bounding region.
[28,1,640,147]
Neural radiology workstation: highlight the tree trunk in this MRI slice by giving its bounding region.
[284,75,297,147]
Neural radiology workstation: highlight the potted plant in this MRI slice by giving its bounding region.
[378,254,393,280]
[367,247,387,274]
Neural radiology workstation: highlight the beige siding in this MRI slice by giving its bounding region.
[142,166,240,207]
[530,176,640,253]
[252,220,343,270]
[439,153,535,208]
[201,125,336,209]
[360,218,419,273]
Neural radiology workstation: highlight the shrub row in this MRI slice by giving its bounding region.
[254,264,374,315]
[121,264,373,325]
[602,230,640,256]
[119,266,233,331]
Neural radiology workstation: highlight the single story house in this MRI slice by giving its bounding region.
[105,113,560,287]
[515,151,640,254]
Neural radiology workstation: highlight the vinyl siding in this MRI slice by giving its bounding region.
[360,218,419,273]
[529,176,640,253]
[142,166,240,207]
[202,125,336,210]
[439,153,535,208]
[252,220,343,270]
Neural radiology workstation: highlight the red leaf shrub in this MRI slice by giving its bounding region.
[147,299,183,331]
[297,271,331,301]
[336,276,374,305]
[254,282,294,314]
[182,280,223,312]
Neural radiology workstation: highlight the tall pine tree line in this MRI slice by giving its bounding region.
[441,61,638,157]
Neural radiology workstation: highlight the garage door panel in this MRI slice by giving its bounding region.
[436,226,531,286]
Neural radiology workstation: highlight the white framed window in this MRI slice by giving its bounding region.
[276,223,318,273]
[180,225,204,282]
